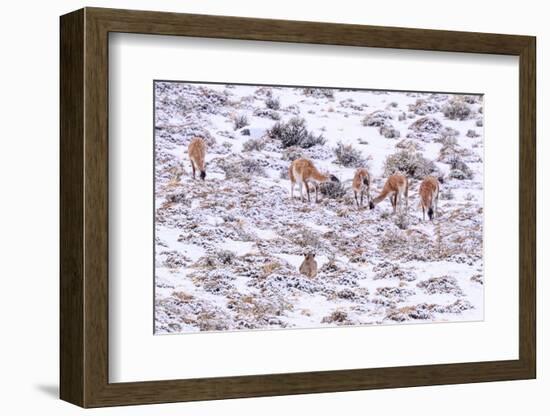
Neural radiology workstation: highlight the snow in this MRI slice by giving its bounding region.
[153,82,484,334]
[254,228,277,240]
[218,240,257,256]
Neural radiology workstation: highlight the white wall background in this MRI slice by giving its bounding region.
[0,1,545,415]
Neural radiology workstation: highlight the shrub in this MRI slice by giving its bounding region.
[285,104,301,115]
[376,286,414,301]
[362,110,393,127]
[216,250,236,265]
[386,304,433,321]
[437,134,462,163]
[233,114,248,130]
[320,180,346,199]
[165,193,187,204]
[379,229,408,254]
[409,116,443,133]
[295,228,321,248]
[396,139,423,152]
[373,261,416,282]
[202,250,236,268]
[436,127,460,143]
[268,122,284,139]
[408,98,440,115]
[174,85,228,114]
[379,126,401,139]
[448,155,473,180]
[333,141,365,167]
[336,288,357,299]
[265,96,281,110]
[439,189,454,200]
[449,169,468,180]
[302,88,334,99]
[442,98,472,120]
[242,138,266,152]
[220,157,266,179]
[254,86,273,97]
[471,274,483,285]
[321,310,349,324]
[281,146,304,162]
[460,95,480,104]
[240,128,250,136]
[241,158,267,175]
[433,299,474,314]
[383,150,441,179]
[268,117,325,149]
[417,275,464,296]
[394,212,409,230]
[253,108,281,120]
[299,131,327,148]
[466,129,480,138]
[476,118,484,127]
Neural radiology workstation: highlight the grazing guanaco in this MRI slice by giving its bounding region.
[419,176,440,221]
[289,158,339,203]
[369,173,409,214]
[187,136,206,180]
[352,168,371,207]
[299,252,318,278]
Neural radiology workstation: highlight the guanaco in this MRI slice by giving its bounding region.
[299,252,318,278]
[188,137,206,180]
[369,173,409,214]
[419,176,440,221]
[289,158,339,203]
[352,168,371,207]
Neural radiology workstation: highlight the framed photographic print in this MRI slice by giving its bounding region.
[60,7,536,408]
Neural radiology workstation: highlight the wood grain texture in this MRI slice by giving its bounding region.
[518,38,536,376]
[83,10,110,407]
[88,7,532,54]
[59,8,84,407]
[59,7,537,408]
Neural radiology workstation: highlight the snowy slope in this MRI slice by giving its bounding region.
[154,81,484,334]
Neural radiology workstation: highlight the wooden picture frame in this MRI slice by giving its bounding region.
[60,7,536,408]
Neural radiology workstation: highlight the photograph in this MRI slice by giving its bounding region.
[153,81,485,334]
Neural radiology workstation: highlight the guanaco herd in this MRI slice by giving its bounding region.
[187,136,440,220]
[186,136,441,278]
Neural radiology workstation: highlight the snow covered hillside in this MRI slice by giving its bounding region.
[154,81,484,334]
